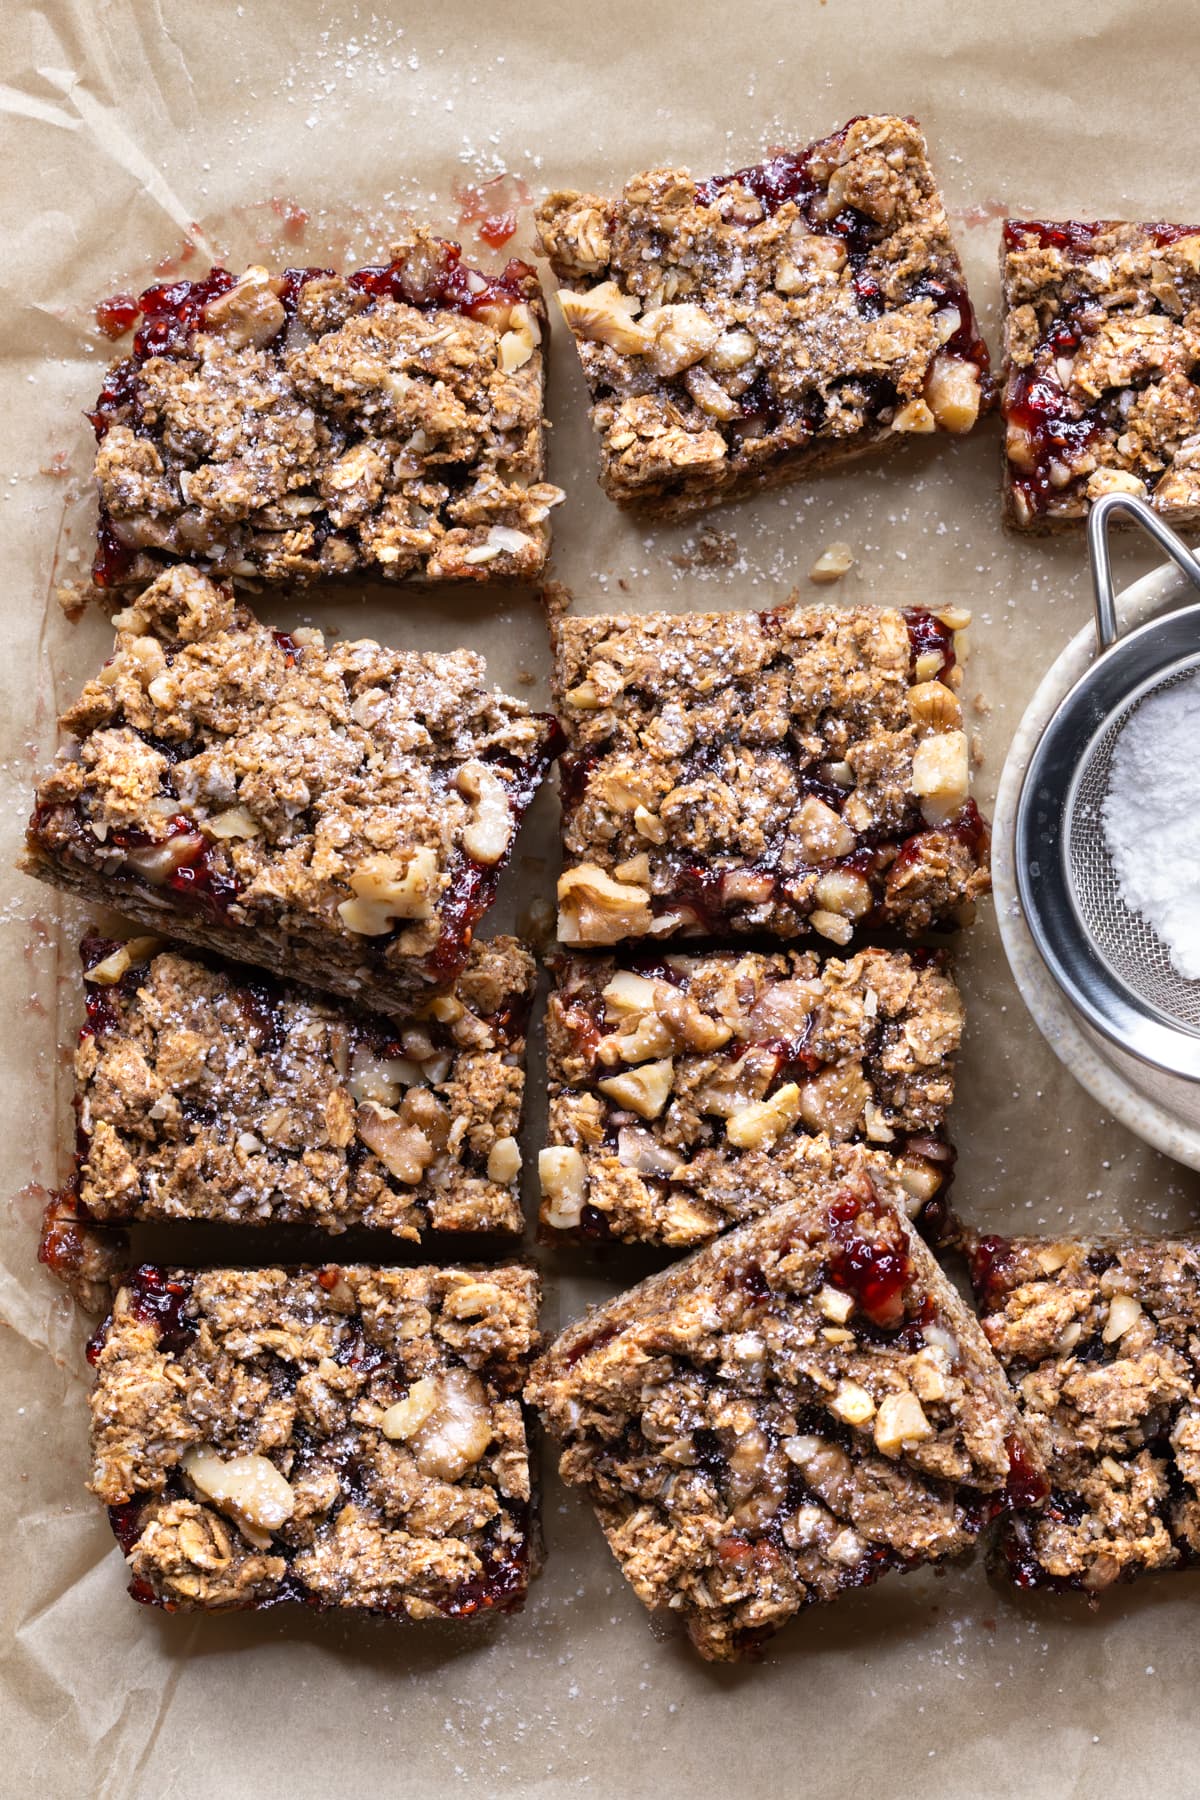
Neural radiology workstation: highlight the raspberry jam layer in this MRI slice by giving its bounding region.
[695,122,988,377]
[1002,220,1200,519]
[88,241,533,443]
[426,718,563,986]
[825,1194,912,1329]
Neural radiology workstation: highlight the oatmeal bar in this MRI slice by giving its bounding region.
[1001,220,1200,529]
[553,600,989,947]
[539,946,960,1246]
[89,1261,539,1614]
[22,566,558,1007]
[536,114,989,517]
[528,1177,1043,1660]
[968,1229,1200,1594]
[52,931,534,1247]
[89,233,563,588]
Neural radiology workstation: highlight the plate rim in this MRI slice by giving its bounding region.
[993,560,1200,1171]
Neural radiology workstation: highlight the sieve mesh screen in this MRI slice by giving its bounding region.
[1067,660,1200,1033]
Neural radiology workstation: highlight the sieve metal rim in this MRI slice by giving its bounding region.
[1062,648,1200,1034]
[1015,493,1200,1084]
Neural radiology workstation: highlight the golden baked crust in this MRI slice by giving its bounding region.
[89,1262,540,1615]
[22,565,557,1008]
[89,234,563,587]
[539,946,961,1245]
[552,599,989,948]
[968,1230,1200,1592]
[54,932,533,1244]
[1001,220,1200,529]
[537,115,989,517]
[529,1180,1041,1661]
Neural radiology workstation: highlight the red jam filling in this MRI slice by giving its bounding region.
[125,1264,197,1354]
[694,121,861,219]
[87,242,530,454]
[347,241,531,321]
[1002,218,1200,254]
[825,1195,912,1329]
[110,812,242,923]
[132,268,239,359]
[693,125,988,376]
[1005,1434,1050,1510]
[904,607,957,677]
[437,1519,530,1616]
[276,265,336,317]
[454,174,531,249]
[95,293,141,339]
[1005,365,1102,521]
[424,720,563,986]
[37,1195,89,1279]
[968,1232,1017,1308]
[1002,220,1200,517]
[88,1265,195,1366]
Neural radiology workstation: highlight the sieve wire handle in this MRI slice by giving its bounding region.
[1088,491,1200,652]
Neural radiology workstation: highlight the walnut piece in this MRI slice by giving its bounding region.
[873,1391,933,1457]
[356,1098,435,1184]
[642,304,722,378]
[558,282,650,354]
[202,267,287,350]
[182,1446,295,1549]
[726,1082,804,1150]
[455,760,514,866]
[486,1135,522,1183]
[380,1376,440,1441]
[808,543,855,584]
[337,848,440,934]
[85,935,163,985]
[406,1368,493,1481]
[911,730,969,826]
[539,1145,587,1229]
[557,863,653,944]
[923,355,982,433]
[597,1056,675,1120]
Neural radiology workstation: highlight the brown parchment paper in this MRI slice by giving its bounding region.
[4,3,1200,1794]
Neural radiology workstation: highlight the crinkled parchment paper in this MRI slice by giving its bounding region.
[3,3,1200,1795]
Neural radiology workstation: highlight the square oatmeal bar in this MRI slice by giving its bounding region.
[968,1229,1200,1594]
[48,931,533,1249]
[88,1261,540,1615]
[89,232,563,588]
[23,566,558,1008]
[553,600,988,948]
[537,114,989,516]
[539,945,960,1246]
[1001,219,1200,528]
[528,1178,1043,1660]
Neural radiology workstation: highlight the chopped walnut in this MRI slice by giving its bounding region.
[182,1446,296,1549]
[557,863,653,944]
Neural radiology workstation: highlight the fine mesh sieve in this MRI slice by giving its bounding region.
[1016,493,1200,1081]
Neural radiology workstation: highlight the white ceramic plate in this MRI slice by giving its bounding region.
[993,560,1200,1170]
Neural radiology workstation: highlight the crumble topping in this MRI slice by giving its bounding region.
[540,946,961,1245]
[529,1180,1041,1660]
[1001,220,1200,527]
[89,1263,539,1615]
[969,1230,1200,1593]
[23,565,557,1006]
[553,600,989,946]
[89,233,563,587]
[61,932,533,1241]
[537,115,989,516]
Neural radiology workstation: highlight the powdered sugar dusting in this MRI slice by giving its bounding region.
[1102,671,1200,978]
